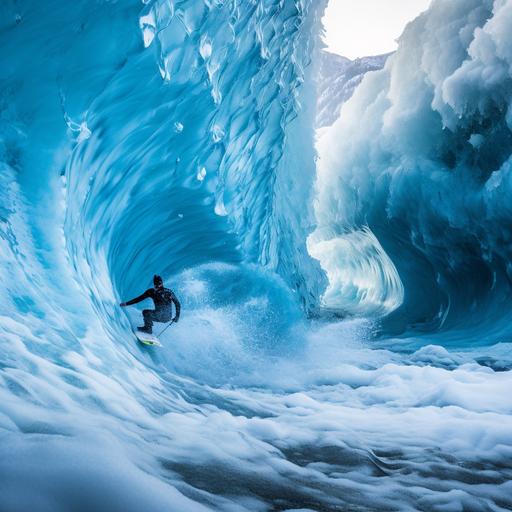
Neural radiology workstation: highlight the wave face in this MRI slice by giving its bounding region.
[1,0,512,511]
[63,0,326,324]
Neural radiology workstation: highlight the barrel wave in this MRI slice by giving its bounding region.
[1,0,512,511]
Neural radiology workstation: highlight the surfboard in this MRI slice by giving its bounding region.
[134,330,162,347]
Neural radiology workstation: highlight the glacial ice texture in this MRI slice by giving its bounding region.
[314,0,512,336]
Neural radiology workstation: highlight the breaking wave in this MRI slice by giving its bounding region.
[0,0,511,510]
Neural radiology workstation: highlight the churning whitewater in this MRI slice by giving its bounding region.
[1,0,512,510]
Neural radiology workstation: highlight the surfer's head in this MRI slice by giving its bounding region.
[153,275,163,289]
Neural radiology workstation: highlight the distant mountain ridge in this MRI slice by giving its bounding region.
[316,51,390,128]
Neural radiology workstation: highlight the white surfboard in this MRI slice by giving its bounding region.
[134,330,162,347]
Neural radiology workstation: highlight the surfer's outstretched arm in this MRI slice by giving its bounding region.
[120,289,152,307]
[171,293,181,322]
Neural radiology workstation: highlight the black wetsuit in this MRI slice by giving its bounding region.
[126,287,181,332]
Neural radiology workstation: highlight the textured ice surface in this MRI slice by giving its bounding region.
[1,0,512,511]
[314,0,512,336]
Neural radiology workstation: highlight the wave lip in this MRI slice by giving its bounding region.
[308,226,404,317]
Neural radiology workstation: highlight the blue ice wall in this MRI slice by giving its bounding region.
[1,0,326,345]
[314,0,512,338]
[63,0,327,328]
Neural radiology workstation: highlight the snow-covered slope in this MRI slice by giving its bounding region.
[316,51,389,128]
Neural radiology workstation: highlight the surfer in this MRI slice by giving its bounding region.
[120,275,180,334]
